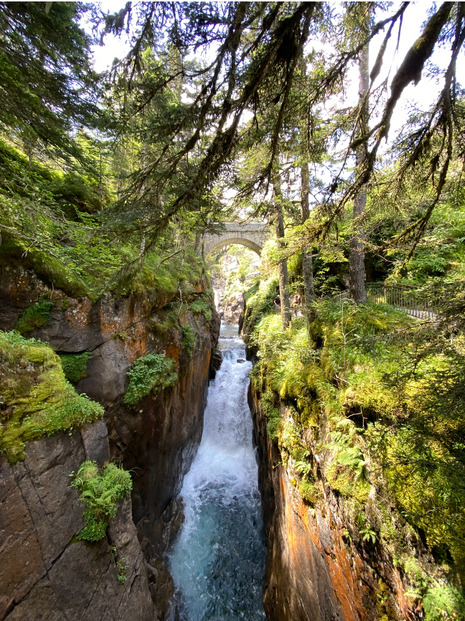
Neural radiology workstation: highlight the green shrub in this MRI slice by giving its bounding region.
[70,460,132,542]
[59,352,91,383]
[124,352,178,406]
[15,301,54,334]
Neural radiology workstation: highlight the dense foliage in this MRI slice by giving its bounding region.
[0,2,100,158]
[1,2,464,298]
[244,284,465,618]
[124,352,178,406]
[59,352,92,384]
[0,2,464,615]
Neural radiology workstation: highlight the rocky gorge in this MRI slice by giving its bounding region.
[248,388,414,621]
[0,258,220,620]
[0,256,456,621]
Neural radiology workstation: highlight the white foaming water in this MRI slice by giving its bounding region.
[168,326,266,620]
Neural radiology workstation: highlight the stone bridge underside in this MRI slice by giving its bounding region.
[202,222,269,257]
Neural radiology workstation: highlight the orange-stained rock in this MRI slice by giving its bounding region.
[249,386,416,621]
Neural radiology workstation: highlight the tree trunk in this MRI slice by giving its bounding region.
[349,10,369,304]
[349,183,367,303]
[299,54,316,330]
[272,176,291,330]
[301,156,315,296]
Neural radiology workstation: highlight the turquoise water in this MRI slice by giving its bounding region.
[168,327,266,620]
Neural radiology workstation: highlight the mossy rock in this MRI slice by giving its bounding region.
[0,233,91,300]
[0,331,104,463]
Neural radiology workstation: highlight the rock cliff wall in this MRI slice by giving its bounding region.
[0,422,156,621]
[0,260,219,620]
[249,388,413,621]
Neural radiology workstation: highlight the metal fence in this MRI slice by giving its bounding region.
[366,283,436,319]
[330,283,437,320]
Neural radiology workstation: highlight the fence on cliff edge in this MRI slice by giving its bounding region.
[332,283,438,320]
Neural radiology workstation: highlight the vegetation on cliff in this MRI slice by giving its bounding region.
[124,352,178,406]
[244,284,465,619]
[59,352,92,384]
[0,331,104,463]
[15,300,54,334]
[70,460,133,542]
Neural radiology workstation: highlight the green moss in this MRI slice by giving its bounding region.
[182,324,196,359]
[112,331,128,341]
[124,352,178,406]
[0,231,92,300]
[260,390,282,441]
[298,476,320,505]
[279,417,301,455]
[149,308,179,337]
[15,300,54,334]
[59,352,91,383]
[126,259,179,299]
[325,459,371,503]
[70,460,132,542]
[242,276,278,332]
[0,331,104,463]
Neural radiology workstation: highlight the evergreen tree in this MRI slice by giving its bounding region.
[0,2,101,159]
[104,1,465,279]
[348,3,370,303]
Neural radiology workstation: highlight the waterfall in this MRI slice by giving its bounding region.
[168,324,267,620]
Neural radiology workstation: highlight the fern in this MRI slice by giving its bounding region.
[70,460,132,542]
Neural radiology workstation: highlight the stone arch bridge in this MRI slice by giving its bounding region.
[201,221,269,257]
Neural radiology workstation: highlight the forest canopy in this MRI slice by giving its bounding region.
[0,1,463,301]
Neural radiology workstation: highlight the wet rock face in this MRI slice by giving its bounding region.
[0,424,156,621]
[219,292,245,325]
[0,261,220,621]
[249,387,412,621]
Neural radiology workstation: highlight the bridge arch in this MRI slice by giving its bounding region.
[202,222,269,258]
[205,237,262,258]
